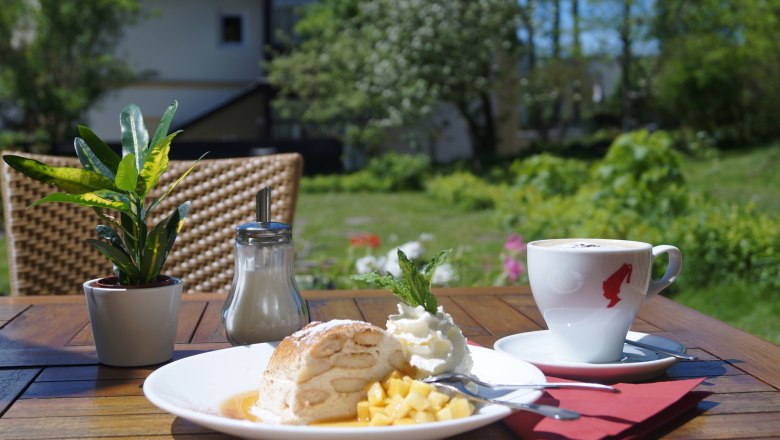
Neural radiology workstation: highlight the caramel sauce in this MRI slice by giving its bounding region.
[220,391,261,422]
[220,391,369,427]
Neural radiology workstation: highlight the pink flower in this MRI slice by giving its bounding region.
[504,234,526,253]
[503,256,526,282]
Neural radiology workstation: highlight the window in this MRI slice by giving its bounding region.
[220,14,244,46]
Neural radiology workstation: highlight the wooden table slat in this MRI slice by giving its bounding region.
[0,287,778,440]
[0,369,39,416]
[451,295,541,335]
[663,412,780,439]
[696,391,780,415]
[4,395,163,418]
[190,301,228,344]
[640,295,780,387]
[0,304,30,327]
[22,378,146,399]
[0,304,89,349]
[0,413,212,439]
[693,374,777,394]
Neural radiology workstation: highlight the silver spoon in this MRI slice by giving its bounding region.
[431,381,580,420]
[424,372,618,392]
[624,339,697,361]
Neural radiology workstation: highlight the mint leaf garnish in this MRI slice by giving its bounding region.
[351,249,451,314]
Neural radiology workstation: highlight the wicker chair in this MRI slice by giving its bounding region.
[1,152,303,296]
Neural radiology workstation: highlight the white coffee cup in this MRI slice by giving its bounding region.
[527,238,682,363]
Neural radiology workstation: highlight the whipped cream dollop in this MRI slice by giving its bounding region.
[386,303,473,378]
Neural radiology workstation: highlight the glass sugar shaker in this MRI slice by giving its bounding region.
[221,186,309,345]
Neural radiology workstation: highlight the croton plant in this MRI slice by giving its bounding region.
[3,101,201,286]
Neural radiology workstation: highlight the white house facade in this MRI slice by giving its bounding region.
[87,0,269,144]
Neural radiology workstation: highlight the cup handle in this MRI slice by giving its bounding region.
[647,245,683,299]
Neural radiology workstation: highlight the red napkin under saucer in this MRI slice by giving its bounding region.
[503,376,707,440]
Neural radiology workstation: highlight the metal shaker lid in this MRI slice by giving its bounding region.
[236,187,292,243]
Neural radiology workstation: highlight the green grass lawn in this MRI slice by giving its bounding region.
[675,143,780,344]
[681,142,780,215]
[293,192,508,288]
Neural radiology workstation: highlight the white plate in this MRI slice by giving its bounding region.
[494,331,685,383]
[143,344,545,440]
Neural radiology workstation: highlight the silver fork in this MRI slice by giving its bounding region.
[424,372,618,393]
[431,381,580,420]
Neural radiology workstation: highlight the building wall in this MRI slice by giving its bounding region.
[177,87,266,142]
[86,0,265,142]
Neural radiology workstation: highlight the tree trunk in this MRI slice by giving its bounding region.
[571,0,582,123]
[495,47,520,157]
[620,0,633,132]
[523,0,549,143]
[551,0,563,141]
[454,99,483,172]
[479,91,496,157]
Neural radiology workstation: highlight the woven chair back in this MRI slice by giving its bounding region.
[1,152,303,296]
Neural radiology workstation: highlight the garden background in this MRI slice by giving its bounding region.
[1,1,779,345]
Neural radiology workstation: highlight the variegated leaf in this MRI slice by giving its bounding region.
[149,100,178,151]
[87,239,138,280]
[76,125,121,173]
[74,138,116,180]
[3,155,117,194]
[115,154,138,192]
[139,132,177,198]
[120,104,148,172]
[141,226,168,284]
[30,191,129,211]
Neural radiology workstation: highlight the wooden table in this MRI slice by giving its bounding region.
[1,286,778,439]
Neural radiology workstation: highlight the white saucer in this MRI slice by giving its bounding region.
[494,331,686,383]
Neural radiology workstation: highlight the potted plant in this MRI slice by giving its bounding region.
[2,101,201,366]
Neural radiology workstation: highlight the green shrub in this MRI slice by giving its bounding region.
[497,129,780,295]
[591,130,689,218]
[365,152,431,191]
[425,171,504,210]
[510,153,590,197]
[301,152,430,193]
[667,200,780,290]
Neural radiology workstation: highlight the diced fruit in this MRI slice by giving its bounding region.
[382,371,402,389]
[356,370,475,427]
[447,397,473,419]
[386,394,411,419]
[408,380,434,397]
[426,391,450,411]
[368,406,386,418]
[411,410,436,424]
[367,382,387,406]
[369,412,393,426]
[435,406,453,421]
[357,401,370,422]
[404,388,430,411]
[387,377,410,398]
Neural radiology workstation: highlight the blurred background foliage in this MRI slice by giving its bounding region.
[1,0,778,343]
[269,0,780,157]
[0,0,144,150]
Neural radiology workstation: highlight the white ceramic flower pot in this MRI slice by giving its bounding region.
[83,276,183,367]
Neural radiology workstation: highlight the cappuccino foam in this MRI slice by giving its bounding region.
[547,240,635,250]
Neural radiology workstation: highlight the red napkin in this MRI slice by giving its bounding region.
[503,376,708,440]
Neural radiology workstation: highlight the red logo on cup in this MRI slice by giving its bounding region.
[603,263,632,308]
